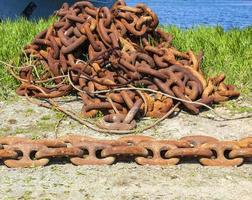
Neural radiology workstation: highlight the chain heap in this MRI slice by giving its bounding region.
[17,0,240,130]
[0,135,252,168]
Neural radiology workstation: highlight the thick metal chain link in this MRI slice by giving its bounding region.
[0,135,251,168]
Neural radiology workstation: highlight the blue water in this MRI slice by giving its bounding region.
[126,0,252,30]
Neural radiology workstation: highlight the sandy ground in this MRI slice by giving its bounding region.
[0,95,252,200]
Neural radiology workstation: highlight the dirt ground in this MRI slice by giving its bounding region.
[0,95,252,200]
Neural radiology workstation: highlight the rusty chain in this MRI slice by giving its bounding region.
[15,0,240,131]
[0,135,251,168]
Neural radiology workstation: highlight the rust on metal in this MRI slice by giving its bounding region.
[0,135,251,168]
[14,0,240,131]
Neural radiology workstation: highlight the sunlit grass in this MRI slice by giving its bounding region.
[0,19,251,100]
[0,18,52,99]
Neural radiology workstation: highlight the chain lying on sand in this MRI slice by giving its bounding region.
[14,0,240,131]
[0,134,251,168]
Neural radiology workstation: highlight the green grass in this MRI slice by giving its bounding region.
[0,19,251,100]
[0,18,52,99]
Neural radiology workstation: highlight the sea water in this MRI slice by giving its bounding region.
[126,0,252,29]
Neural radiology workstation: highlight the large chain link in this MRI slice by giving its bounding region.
[0,135,251,168]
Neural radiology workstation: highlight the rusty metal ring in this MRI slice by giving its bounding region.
[97,114,137,130]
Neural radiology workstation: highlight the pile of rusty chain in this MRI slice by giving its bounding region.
[0,134,252,168]
[16,0,240,131]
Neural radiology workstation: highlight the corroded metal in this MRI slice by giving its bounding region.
[0,134,251,168]
[16,0,240,131]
